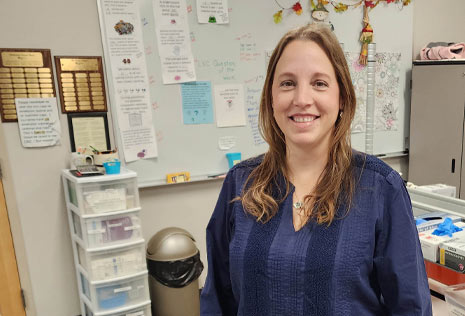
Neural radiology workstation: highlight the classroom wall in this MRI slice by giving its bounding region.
[412,0,465,60]
[0,0,460,315]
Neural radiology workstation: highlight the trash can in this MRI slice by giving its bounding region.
[146,227,204,316]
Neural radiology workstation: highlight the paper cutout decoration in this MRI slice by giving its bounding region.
[323,0,411,66]
[273,1,303,24]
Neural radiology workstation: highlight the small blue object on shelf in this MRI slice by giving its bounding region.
[432,217,463,237]
[226,152,241,168]
[103,160,121,174]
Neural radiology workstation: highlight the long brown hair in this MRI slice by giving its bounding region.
[240,24,357,225]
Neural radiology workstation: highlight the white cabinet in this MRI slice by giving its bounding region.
[409,61,465,198]
[62,169,151,316]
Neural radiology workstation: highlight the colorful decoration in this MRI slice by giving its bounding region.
[273,10,283,23]
[359,6,373,65]
[311,0,329,21]
[273,1,303,23]
[327,0,411,65]
[293,2,303,15]
[310,0,334,30]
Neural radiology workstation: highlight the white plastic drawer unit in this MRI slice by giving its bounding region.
[62,169,140,215]
[76,240,147,282]
[72,209,143,248]
[80,271,150,314]
[84,301,151,316]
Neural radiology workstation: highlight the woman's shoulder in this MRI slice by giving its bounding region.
[230,154,264,172]
[352,150,403,187]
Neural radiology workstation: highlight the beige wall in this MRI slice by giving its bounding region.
[0,0,457,315]
[412,0,465,60]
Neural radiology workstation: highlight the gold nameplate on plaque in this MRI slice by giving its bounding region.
[1,52,43,67]
[0,49,56,122]
[60,58,99,71]
[55,56,107,113]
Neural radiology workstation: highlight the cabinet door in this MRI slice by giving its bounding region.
[409,64,465,196]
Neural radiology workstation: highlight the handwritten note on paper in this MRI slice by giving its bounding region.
[214,84,246,128]
[245,85,265,146]
[197,0,229,24]
[218,136,237,150]
[15,98,61,147]
[181,81,214,124]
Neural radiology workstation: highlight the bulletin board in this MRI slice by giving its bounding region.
[98,0,413,187]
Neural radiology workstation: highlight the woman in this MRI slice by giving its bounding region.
[201,24,432,315]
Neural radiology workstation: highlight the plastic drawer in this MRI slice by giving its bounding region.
[64,174,139,215]
[80,272,150,313]
[77,241,147,281]
[84,301,151,316]
[72,210,142,248]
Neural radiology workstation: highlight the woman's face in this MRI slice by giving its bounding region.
[271,40,340,153]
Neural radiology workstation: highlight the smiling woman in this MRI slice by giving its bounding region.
[200,24,432,316]
[271,40,340,165]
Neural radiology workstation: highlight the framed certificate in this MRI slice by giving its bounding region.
[67,112,111,152]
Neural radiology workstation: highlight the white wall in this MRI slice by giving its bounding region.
[0,0,457,315]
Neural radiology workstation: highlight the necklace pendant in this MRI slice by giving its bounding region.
[293,201,303,209]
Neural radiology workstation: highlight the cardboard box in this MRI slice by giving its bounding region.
[419,221,465,262]
[440,235,465,273]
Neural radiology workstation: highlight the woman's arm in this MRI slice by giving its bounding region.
[374,171,432,316]
[200,170,238,316]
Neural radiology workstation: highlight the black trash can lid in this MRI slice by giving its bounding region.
[146,227,198,261]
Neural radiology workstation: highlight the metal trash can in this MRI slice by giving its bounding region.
[146,227,204,316]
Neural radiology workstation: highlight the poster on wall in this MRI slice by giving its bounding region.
[97,0,158,162]
[152,0,196,84]
[196,0,229,24]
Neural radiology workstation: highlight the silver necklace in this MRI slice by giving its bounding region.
[293,201,304,209]
[293,191,304,210]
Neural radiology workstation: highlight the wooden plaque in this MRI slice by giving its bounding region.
[0,48,56,122]
[54,56,107,113]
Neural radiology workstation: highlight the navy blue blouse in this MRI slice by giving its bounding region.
[200,153,432,316]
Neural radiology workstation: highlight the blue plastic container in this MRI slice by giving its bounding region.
[103,160,121,174]
[226,152,241,168]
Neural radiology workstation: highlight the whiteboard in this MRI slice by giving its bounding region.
[100,0,413,186]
